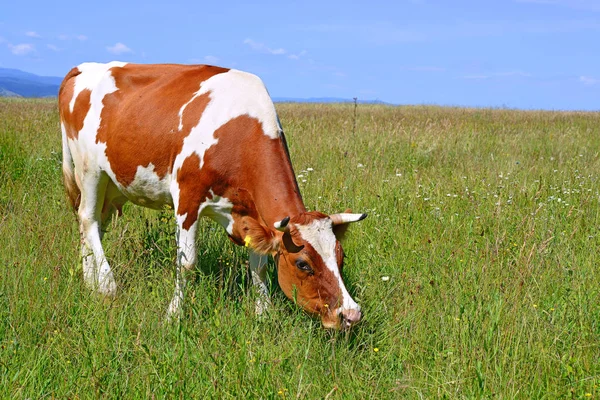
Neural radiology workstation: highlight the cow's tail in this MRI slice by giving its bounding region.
[59,67,82,212]
[61,125,80,211]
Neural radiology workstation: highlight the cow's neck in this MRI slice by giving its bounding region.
[250,178,306,228]
[235,131,306,228]
[249,138,306,227]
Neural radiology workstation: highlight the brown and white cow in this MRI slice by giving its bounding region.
[59,62,366,329]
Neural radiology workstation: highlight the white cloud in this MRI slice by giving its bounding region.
[47,44,61,52]
[58,34,69,40]
[107,42,132,55]
[580,76,599,85]
[25,31,41,38]
[8,43,35,55]
[287,49,307,60]
[243,38,286,55]
[76,34,87,41]
[203,55,219,64]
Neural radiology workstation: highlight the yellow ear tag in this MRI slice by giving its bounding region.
[244,235,252,247]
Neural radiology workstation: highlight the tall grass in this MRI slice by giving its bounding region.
[1,98,599,398]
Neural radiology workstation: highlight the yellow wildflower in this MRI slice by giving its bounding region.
[244,235,252,247]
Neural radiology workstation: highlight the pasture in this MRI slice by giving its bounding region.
[1,98,599,398]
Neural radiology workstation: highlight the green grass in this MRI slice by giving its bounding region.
[1,98,599,398]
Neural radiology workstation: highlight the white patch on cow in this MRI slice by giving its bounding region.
[172,70,283,223]
[70,61,127,112]
[174,188,234,235]
[295,219,360,313]
[124,163,173,208]
[199,190,235,234]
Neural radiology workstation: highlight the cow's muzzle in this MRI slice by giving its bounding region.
[340,308,362,330]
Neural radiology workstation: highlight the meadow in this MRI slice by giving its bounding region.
[0,98,599,398]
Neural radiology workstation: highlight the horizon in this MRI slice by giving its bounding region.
[1,1,599,111]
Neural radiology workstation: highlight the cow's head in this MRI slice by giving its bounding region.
[243,211,367,330]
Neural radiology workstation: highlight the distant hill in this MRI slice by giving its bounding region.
[0,68,62,98]
[0,87,22,97]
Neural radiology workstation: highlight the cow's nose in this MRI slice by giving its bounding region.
[340,308,362,329]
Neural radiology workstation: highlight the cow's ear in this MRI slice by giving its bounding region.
[241,216,279,255]
[331,209,367,241]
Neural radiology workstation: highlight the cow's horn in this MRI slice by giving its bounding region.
[274,216,291,231]
[330,213,368,226]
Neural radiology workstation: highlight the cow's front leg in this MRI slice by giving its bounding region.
[249,251,271,314]
[167,221,197,320]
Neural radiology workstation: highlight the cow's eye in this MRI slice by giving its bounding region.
[296,260,314,274]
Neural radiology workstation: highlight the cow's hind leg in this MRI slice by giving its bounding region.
[78,171,117,296]
[100,181,127,239]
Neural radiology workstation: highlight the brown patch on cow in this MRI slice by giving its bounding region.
[177,156,267,234]
[200,115,306,228]
[95,64,228,186]
[58,67,91,140]
[176,153,206,230]
[68,90,92,138]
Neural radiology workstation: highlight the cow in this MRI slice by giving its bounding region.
[59,62,367,330]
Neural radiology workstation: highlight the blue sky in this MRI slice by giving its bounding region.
[1,0,599,110]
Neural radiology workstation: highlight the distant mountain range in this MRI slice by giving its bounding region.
[0,68,62,98]
[0,67,390,104]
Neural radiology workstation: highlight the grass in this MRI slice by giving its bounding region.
[1,98,599,398]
